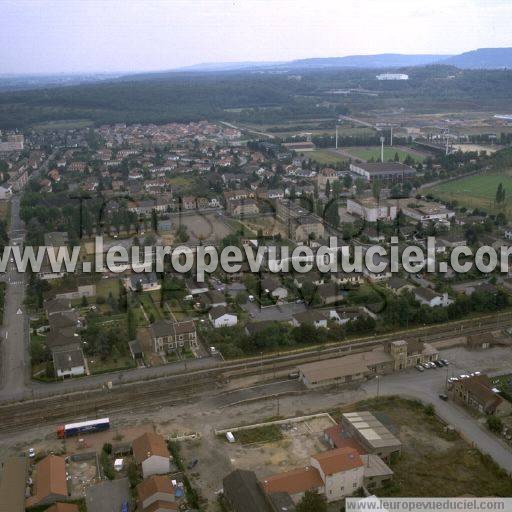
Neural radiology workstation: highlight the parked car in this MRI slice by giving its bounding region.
[439,394,448,401]
[422,363,431,369]
[434,360,444,368]
[415,364,424,372]
[441,359,449,366]
[28,448,35,458]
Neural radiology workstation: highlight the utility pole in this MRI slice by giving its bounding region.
[335,124,338,149]
[380,136,385,163]
[390,126,393,147]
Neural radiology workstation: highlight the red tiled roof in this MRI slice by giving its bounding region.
[312,447,363,475]
[260,466,324,495]
[132,432,170,463]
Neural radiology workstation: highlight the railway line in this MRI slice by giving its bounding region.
[0,311,510,435]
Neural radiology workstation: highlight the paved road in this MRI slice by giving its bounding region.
[0,195,29,401]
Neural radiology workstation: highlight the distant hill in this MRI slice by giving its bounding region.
[441,48,512,69]
[175,48,512,73]
[176,54,447,73]
[282,53,447,69]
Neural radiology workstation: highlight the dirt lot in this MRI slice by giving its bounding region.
[178,213,232,242]
[68,458,98,497]
[180,415,335,508]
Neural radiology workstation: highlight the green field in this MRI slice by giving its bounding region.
[345,146,422,163]
[309,149,348,165]
[430,173,512,212]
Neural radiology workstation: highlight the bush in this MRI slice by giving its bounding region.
[424,404,435,416]
[487,415,503,434]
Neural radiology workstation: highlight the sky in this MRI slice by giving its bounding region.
[1,0,512,75]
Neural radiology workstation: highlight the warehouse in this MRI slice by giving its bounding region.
[297,348,393,389]
[341,411,402,462]
[349,162,416,182]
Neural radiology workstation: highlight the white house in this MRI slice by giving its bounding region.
[132,432,171,479]
[0,185,12,200]
[311,448,365,502]
[414,288,452,308]
[291,310,328,329]
[53,347,86,378]
[209,306,238,328]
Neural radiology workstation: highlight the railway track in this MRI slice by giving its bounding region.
[0,312,510,435]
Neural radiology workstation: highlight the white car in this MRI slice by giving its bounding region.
[28,448,35,458]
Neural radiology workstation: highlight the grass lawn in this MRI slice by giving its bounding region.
[227,425,283,445]
[345,146,421,163]
[96,277,122,299]
[334,397,512,497]
[138,292,164,321]
[87,354,136,374]
[167,176,194,187]
[430,173,512,213]
[309,149,348,165]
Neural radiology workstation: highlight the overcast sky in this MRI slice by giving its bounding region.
[1,0,511,74]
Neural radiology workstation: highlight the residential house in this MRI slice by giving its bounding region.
[315,167,338,190]
[132,432,171,479]
[186,279,209,296]
[198,290,227,309]
[126,272,161,292]
[209,306,238,328]
[181,196,197,210]
[25,455,68,508]
[413,288,452,307]
[291,310,328,329]
[386,277,415,295]
[149,320,198,354]
[316,283,342,305]
[450,374,511,416]
[261,276,288,301]
[137,475,179,511]
[329,307,367,326]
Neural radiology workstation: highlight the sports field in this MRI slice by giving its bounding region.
[308,149,348,165]
[344,146,422,162]
[430,173,512,212]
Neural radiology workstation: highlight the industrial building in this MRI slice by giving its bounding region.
[341,411,402,462]
[349,162,416,182]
